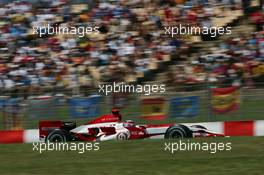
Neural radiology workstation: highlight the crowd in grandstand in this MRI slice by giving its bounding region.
[0,0,262,95]
[167,30,264,89]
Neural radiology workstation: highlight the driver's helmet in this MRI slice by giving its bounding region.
[112,108,119,115]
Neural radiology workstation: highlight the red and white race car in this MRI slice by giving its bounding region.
[39,110,224,142]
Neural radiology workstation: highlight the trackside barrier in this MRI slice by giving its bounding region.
[0,120,264,143]
[0,129,39,143]
[183,120,264,136]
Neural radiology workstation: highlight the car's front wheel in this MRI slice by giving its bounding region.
[164,125,193,139]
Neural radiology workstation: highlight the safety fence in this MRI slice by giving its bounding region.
[0,85,264,130]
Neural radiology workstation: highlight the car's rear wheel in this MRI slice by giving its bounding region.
[45,130,67,142]
[165,125,193,139]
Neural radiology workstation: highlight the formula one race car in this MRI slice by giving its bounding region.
[39,110,224,142]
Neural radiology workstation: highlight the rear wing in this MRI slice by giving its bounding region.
[39,121,76,141]
[39,121,63,141]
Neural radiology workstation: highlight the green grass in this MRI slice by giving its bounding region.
[0,137,263,175]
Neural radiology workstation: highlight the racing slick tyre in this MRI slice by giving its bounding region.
[45,129,67,142]
[165,124,193,139]
[116,132,129,140]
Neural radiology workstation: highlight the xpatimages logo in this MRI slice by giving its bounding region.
[164,140,232,154]
[33,24,100,37]
[98,82,166,95]
[32,141,100,154]
[164,24,232,38]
